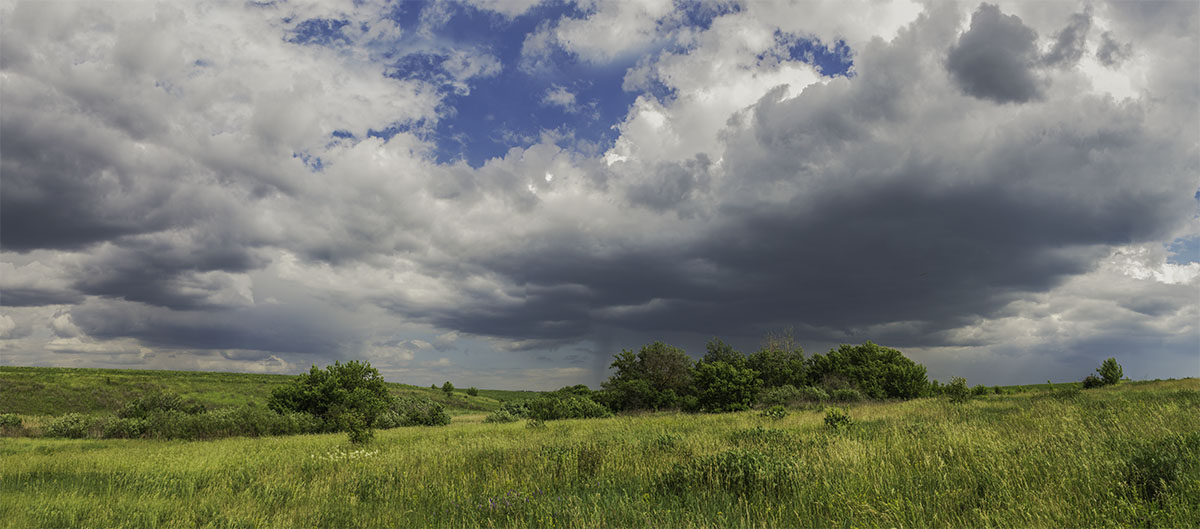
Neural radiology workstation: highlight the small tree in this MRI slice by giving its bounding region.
[442,381,455,395]
[466,387,479,397]
[1097,358,1123,386]
[945,376,970,403]
[267,361,392,435]
[693,361,762,412]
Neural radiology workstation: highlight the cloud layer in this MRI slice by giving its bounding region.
[2,0,1196,388]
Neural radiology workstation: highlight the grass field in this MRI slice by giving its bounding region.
[0,366,536,418]
[1,376,1196,528]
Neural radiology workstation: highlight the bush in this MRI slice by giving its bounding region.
[118,391,205,419]
[442,381,455,395]
[831,388,863,402]
[1082,374,1105,389]
[46,413,97,439]
[600,342,693,411]
[693,360,761,412]
[758,385,800,406]
[344,413,373,445]
[391,397,451,427]
[102,417,148,439]
[760,405,788,420]
[805,341,929,399]
[466,387,479,397]
[945,377,971,403]
[525,395,611,421]
[484,402,528,423]
[972,384,989,396]
[1098,358,1123,386]
[824,407,852,430]
[0,413,22,429]
[268,361,392,433]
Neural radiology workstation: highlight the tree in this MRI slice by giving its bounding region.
[1097,358,1123,386]
[268,361,392,433]
[747,343,806,388]
[806,341,928,399]
[693,361,762,412]
[441,381,455,395]
[600,341,694,411]
[701,337,746,367]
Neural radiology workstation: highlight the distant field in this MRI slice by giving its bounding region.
[0,366,537,417]
[1,377,1196,528]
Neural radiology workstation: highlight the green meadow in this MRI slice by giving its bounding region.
[1,371,1196,528]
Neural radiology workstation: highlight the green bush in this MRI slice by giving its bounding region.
[1082,374,1105,389]
[391,397,451,426]
[693,360,761,412]
[945,377,971,403]
[484,402,528,423]
[831,388,863,402]
[46,413,97,439]
[344,413,373,445]
[525,395,611,421]
[441,381,455,395]
[466,387,479,397]
[0,413,22,429]
[972,384,989,396]
[118,391,205,419]
[805,341,929,399]
[102,417,148,439]
[268,361,392,433]
[824,407,852,430]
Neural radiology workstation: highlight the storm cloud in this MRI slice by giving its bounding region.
[1,0,1196,388]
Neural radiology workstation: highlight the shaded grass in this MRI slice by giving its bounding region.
[1,379,1196,528]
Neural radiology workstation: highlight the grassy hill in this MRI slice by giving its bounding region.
[0,377,1195,528]
[0,366,539,417]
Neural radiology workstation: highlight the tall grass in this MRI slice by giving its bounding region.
[1,379,1196,528]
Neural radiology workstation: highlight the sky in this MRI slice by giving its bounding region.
[1,0,1197,390]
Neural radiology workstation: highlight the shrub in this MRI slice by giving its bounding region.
[0,413,22,429]
[972,384,989,396]
[831,388,863,402]
[484,402,528,423]
[758,385,801,406]
[46,413,97,439]
[102,417,148,438]
[805,341,929,399]
[1098,358,1123,386]
[760,405,788,420]
[945,377,971,403]
[799,385,831,402]
[392,397,451,426]
[466,387,479,397]
[344,413,373,445]
[525,395,611,421]
[693,360,761,412]
[268,361,392,433]
[442,381,455,395]
[600,342,693,411]
[1082,374,1105,389]
[824,407,852,430]
[118,391,205,419]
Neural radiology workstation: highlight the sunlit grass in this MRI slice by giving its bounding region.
[2,379,1196,528]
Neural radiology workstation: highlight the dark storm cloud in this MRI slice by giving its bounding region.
[0,288,84,307]
[69,299,354,356]
[0,102,174,251]
[946,4,1042,103]
[1042,10,1091,67]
